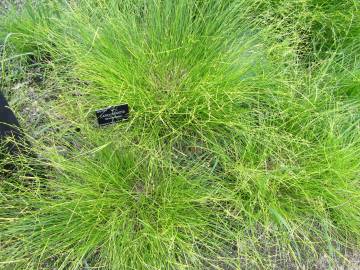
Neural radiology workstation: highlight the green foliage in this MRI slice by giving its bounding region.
[0,0,359,269]
[258,0,360,61]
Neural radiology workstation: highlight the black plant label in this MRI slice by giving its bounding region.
[96,104,129,127]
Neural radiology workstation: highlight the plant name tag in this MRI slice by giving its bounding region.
[96,104,129,127]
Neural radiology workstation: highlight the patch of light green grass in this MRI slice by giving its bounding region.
[0,0,359,269]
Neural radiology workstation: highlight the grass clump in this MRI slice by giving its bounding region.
[257,0,360,61]
[1,141,232,269]
[1,0,360,269]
